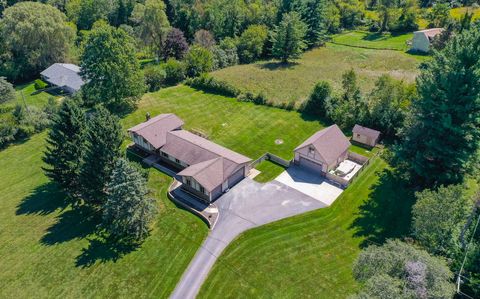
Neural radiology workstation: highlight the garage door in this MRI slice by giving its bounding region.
[299,157,323,174]
[228,167,245,187]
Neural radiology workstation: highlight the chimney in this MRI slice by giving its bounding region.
[145,112,151,121]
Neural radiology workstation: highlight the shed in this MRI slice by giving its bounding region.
[40,63,85,94]
[352,124,380,147]
[411,28,443,53]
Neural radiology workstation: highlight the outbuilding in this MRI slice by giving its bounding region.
[40,63,85,94]
[352,124,380,147]
[411,28,444,53]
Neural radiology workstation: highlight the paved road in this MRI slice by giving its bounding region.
[170,178,326,299]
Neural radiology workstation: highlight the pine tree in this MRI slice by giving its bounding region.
[271,12,307,63]
[79,106,123,205]
[102,158,157,242]
[300,0,328,47]
[395,28,480,187]
[42,98,86,198]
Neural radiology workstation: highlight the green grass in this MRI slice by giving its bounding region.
[211,43,421,106]
[331,30,413,51]
[123,85,325,169]
[253,160,287,183]
[1,82,59,117]
[349,143,379,158]
[0,133,208,297]
[199,156,416,298]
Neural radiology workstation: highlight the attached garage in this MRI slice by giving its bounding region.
[298,157,324,174]
[228,166,246,187]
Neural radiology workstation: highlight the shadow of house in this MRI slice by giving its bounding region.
[76,236,139,268]
[16,182,69,216]
[41,205,99,245]
[256,61,299,71]
[349,169,416,247]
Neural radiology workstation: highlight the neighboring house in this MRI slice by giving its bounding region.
[40,63,85,94]
[293,124,351,175]
[128,114,252,202]
[352,124,380,147]
[411,28,444,53]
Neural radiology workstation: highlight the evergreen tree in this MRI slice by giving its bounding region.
[43,98,86,199]
[80,23,145,109]
[79,106,123,205]
[395,28,480,187]
[271,12,307,63]
[102,158,157,242]
[300,0,328,46]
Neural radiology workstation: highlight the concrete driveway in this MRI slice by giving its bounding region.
[170,178,325,299]
[275,166,344,206]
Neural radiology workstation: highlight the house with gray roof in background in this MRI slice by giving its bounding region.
[40,63,85,94]
[293,124,351,175]
[352,124,380,147]
[411,28,444,53]
[128,114,252,202]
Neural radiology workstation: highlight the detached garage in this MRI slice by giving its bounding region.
[352,124,380,147]
[294,125,351,175]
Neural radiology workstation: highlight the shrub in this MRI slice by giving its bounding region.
[185,74,240,97]
[34,79,48,90]
[143,65,167,92]
[302,81,332,116]
[238,91,267,105]
[0,77,16,104]
[184,45,213,77]
[212,39,239,70]
[164,59,186,85]
[0,117,17,147]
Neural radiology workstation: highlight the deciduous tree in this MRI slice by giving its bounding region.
[163,28,189,60]
[237,25,268,63]
[0,77,15,104]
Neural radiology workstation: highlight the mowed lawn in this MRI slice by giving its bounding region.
[199,156,415,298]
[0,133,208,297]
[211,43,421,106]
[331,30,413,51]
[123,85,325,178]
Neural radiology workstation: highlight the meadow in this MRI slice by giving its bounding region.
[211,43,421,106]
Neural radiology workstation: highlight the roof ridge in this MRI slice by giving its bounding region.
[188,157,223,176]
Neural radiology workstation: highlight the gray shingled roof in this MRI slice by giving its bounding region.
[353,124,381,140]
[295,124,351,166]
[40,63,84,92]
[162,130,251,191]
[128,114,184,149]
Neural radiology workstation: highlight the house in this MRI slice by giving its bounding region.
[352,124,380,147]
[411,28,444,53]
[128,114,251,202]
[40,63,85,94]
[293,124,351,175]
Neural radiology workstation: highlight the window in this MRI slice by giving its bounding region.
[186,179,191,186]
[161,151,168,157]
[308,146,315,156]
[142,137,148,144]
[356,133,361,138]
[199,186,205,194]
[175,158,180,164]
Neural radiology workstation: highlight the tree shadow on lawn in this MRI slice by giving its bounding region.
[350,168,416,248]
[75,236,139,268]
[40,204,99,245]
[256,61,299,71]
[16,182,69,216]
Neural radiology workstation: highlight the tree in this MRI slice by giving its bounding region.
[353,239,455,299]
[0,2,74,81]
[237,25,268,63]
[0,77,15,104]
[367,75,414,138]
[395,28,480,187]
[299,0,329,46]
[74,0,115,30]
[131,0,170,59]
[412,185,473,257]
[102,158,157,242]
[80,23,145,109]
[194,29,216,49]
[79,106,123,205]
[271,12,307,63]
[302,81,332,116]
[427,2,451,28]
[184,45,213,77]
[164,58,186,85]
[163,28,189,60]
[43,98,86,198]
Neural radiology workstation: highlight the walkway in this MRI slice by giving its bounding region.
[170,178,326,299]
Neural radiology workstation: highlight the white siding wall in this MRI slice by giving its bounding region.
[131,132,154,152]
[412,32,430,53]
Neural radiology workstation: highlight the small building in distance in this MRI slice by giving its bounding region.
[411,28,444,53]
[40,63,85,94]
[352,124,380,147]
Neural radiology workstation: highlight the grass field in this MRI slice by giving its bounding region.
[332,31,413,51]
[1,82,58,116]
[211,43,421,106]
[253,160,287,183]
[123,85,329,178]
[199,156,415,298]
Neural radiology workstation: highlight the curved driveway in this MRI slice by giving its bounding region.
[170,178,327,299]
